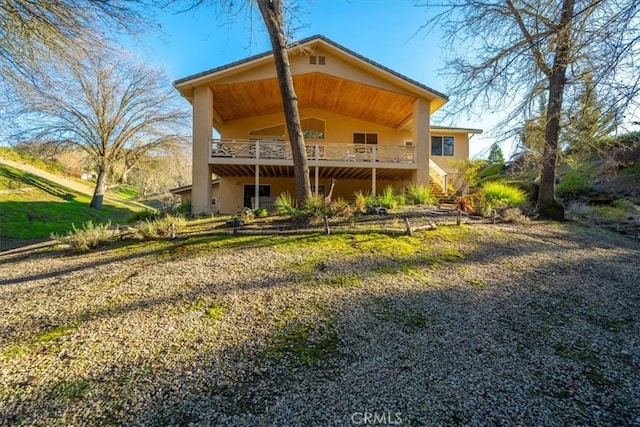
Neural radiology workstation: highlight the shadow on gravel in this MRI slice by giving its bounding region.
[2,223,639,425]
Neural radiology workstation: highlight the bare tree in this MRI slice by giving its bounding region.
[419,0,640,219]
[17,51,189,209]
[0,0,147,84]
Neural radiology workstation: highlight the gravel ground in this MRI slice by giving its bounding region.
[0,220,639,426]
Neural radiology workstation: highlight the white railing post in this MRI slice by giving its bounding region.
[372,145,377,163]
[255,139,260,160]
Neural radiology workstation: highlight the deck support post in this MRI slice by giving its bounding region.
[412,98,431,186]
[191,86,213,216]
[315,166,319,197]
[372,168,377,197]
[254,165,260,210]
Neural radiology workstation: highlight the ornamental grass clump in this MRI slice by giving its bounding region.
[407,183,438,205]
[478,182,526,216]
[275,192,307,221]
[377,186,401,209]
[53,221,115,253]
[275,192,297,216]
[136,215,187,239]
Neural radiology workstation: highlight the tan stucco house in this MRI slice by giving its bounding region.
[174,35,481,215]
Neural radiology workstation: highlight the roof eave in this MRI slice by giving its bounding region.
[173,34,449,106]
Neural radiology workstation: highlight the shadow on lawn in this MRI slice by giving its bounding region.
[0,166,78,199]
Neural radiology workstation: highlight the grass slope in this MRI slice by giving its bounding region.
[0,164,145,241]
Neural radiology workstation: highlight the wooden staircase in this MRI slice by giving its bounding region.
[429,177,455,204]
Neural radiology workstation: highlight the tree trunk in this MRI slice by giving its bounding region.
[536,0,575,220]
[257,0,312,205]
[90,166,107,209]
[119,167,130,185]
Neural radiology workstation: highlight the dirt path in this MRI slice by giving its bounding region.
[0,158,97,196]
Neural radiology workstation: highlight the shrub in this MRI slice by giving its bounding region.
[254,207,269,218]
[136,215,187,239]
[557,167,592,196]
[407,183,437,205]
[175,198,192,216]
[130,209,159,222]
[456,195,475,213]
[303,193,329,217]
[53,221,115,253]
[328,197,352,218]
[478,182,526,216]
[353,191,368,213]
[377,186,400,209]
[275,192,297,216]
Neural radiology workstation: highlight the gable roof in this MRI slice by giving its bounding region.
[174,35,448,103]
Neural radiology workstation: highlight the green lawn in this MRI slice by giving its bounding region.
[0,164,145,241]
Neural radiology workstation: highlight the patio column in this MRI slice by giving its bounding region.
[372,145,377,196]
[192,86,213,215]
[412,98,431,186]
[372,168,377,196]
[254,165,260,209]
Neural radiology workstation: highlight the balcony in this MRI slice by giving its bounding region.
[210,139,416,165]
[209,139,447,189]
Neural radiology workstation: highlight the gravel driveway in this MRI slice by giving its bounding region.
[0,221,639,426]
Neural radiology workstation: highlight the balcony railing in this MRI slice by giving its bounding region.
[210,139,415,164]
[429,159,447,192]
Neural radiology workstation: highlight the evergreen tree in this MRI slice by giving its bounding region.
[487,143,505,164]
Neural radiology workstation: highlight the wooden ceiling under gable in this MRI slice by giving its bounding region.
[210,72,416,128]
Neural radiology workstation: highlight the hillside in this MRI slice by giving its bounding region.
[0,161,148,247]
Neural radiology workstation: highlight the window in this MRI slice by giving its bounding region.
[431,136,455,156]
[301,117,325,139]
[309,55,326,65]
[353,132,378,145]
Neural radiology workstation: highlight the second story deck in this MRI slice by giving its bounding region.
[210,139,416,167]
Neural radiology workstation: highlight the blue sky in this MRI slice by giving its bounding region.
[133,0,499,157]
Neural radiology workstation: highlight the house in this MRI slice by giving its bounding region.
[174,35,481,215]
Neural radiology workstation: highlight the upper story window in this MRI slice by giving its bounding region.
[302,117,325,139]
[353,132,378,145]
[309,55,326,65]
[431,136,454,156]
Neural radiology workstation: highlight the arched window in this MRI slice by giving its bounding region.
[301,117,325,140]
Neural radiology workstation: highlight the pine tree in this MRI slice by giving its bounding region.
[487,143,505,164]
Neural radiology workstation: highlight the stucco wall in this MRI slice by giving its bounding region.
[216,176,410,214]
[218,107,412,146]
[429,131,470,173]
